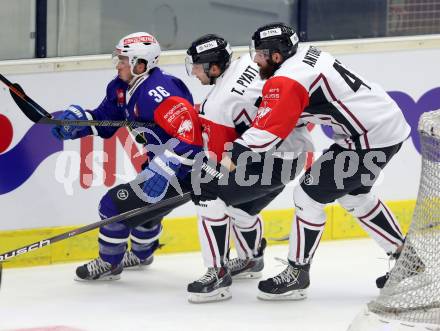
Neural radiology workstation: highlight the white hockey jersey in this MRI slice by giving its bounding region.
[201,54,313,160]
[237,45,410,152]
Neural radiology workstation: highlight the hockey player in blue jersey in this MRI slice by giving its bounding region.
[51,32,203,280]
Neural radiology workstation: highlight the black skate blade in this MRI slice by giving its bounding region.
[268,234,289,241]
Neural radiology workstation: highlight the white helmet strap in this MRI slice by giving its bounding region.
[129,70,149,86]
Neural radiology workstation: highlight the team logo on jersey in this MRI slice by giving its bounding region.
[174,115,194,143]
[177,119,193,136]
[155,97,202,146]
[255,102,272,127]
[256,106,271,119]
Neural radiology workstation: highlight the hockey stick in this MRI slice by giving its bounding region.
[0,73,154,129]
[268,234,289,241]
[0,192,192,287]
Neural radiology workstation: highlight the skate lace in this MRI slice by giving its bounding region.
[272,258,299,286]
[228,258,248,272]
[123,251,140,267]
[197,267,218,284]
[87,257,111,276]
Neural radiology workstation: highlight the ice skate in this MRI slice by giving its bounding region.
[75,257,123,281]
[122,250,154,270]
[258,259,309,301]
[187,266,232,303]
[228,238,266,279]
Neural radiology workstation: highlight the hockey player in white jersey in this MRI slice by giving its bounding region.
[185,34,313,302]
[236,22,411,300]
[186,34,266,284]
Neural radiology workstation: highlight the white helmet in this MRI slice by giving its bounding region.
[113,32,161,77]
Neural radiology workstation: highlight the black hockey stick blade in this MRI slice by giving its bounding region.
[267,233,289,241]
[10,83,51,123]
[0,74,51,123]
[0,73,154,129]
[0,192,192,289]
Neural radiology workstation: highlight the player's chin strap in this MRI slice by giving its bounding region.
[129,70,150,87]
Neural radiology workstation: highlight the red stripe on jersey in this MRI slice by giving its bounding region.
[247,136,279,148]
[253,76,309,140]
[336,99,370,148]
[301,114,352,148]
[310,74,370,148]
[200,117,239,161]
[345,138,352,149]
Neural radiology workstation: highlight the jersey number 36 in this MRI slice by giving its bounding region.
[148,86,171,102]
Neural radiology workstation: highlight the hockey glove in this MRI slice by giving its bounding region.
[51,105,93,140]
[142,154,181,203]
[191,157,229,205]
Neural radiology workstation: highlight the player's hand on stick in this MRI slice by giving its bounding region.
[191,156,229,204]
[141,154,181,203]
[51,105,93,140]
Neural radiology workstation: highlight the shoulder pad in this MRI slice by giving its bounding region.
[154,96,203,146]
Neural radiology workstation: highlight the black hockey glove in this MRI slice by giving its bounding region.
[190,156,230,205]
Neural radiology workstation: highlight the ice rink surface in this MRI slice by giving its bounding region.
[0,239,389,331]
